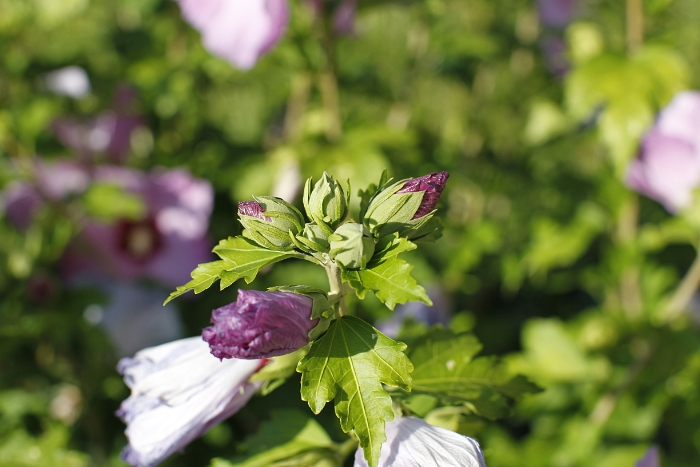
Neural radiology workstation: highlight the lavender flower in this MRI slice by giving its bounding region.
[353,417,487,467]
[177,0,289,70]
[625,91,700,213]
[203,290,317,360]
[538,0,579,29]
[117,337,264,467]
[636,447,661,467]
[61,166,214,288]
[396,171,450,219]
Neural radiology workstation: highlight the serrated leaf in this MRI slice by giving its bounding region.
[406,328,540,420]
[165,237,294,303]
[165,260,230,304]
[342,235,431,310]
[214,236,294,288]
[211,409,334,467]
[297,316,413,467]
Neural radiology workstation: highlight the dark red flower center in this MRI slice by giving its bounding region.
[116,217,162,262]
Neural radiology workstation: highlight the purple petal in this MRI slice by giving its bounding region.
[655,91,700,149]
[397,171,449,219]
[203,290,317,359]
[238,200,272,221]
[636,446,661,467]
[538,0,579,28]
[177,0,289,70]
[625,129,700,212]
[333,0,358,35]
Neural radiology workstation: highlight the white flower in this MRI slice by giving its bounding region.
[44,66,91,98]
[117,337,264,467]
[354,417,487,467]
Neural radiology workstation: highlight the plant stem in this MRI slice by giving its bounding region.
[663,248,700,321]
[326,260,347,317]
[626,0,643,52]
[616,196,642,319]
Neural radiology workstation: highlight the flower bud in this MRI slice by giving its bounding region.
[238,196,304,250]
[363,172,449,238]
[303,172,348,232]
[329,222,375,270]
[202,290,318,360]
[295,223,330,253]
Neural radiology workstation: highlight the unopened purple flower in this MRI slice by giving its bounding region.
[238,200,271,221]
[117,337,264,467]
[636,446,660,467]
[60,166,214,287]
[203,290,317,360]
[397,171,449,219]
[625,91,700,212]
[177,0,289,70]
[353,417,486,467]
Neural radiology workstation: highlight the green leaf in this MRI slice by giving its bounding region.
[165,237,294,303]
[83,183,145,222]
[406,328,540,420]
[214,236,295,288]
[211,409,334,467]
[297,316,413,467]
[342,235,431,310]
[249,348,309,396]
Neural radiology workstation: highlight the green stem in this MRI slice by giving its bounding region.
[663,247,700,321]
[326,260,347,317]
[626,0,644,52]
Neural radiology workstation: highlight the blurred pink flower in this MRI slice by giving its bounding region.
[625,91,700,212]
[177,0,289,70]
[52,86,144,164]
[353,417,486,467]
[117,337,264,467]
[62,166,214,288]
[2,160,90,229]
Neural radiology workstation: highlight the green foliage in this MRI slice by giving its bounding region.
[166,236,295,302]
[298,316,412,467]
[343,235,431,310]
[82,183,145,222]
[211,410,336,467]
[404,328,540,420]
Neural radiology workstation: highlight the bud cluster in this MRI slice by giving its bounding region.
[237,171,448,268]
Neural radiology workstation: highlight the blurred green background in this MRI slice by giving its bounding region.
[2,0,700,465]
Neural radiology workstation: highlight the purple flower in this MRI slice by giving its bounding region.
[52,87,143,164]
[625,91,700,213]
[305,0,358,34]
[117,337,264,467]
[396,171,449,219]
[538,0,580,29]
[203,290,318,360]
[2,160,90,229]
[353,417,486,467]
[177,0,289,70]
[636,447,661,467]
[60,166,213,288]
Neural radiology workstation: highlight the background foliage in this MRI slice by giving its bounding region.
[2,0,700,465]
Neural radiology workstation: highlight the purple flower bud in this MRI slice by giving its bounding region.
[203,290,318,360]
[396,171,449,219]
[238,200,271,221]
